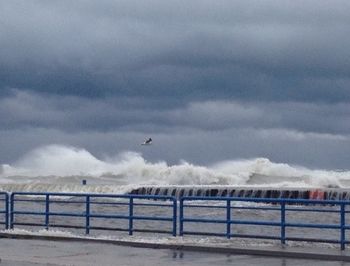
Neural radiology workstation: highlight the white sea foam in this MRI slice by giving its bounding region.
[1,228,337,250]
[0,144,350,192]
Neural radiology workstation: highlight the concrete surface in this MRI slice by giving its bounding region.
[1,232,350,262]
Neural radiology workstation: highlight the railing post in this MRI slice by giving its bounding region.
[5,193,9,229]
[129,197,133,235]
[340,203,346,250]
[281,201,286,245]
[85,195,90,235]
[45,194,50,230]
[179,198,184,236]
[10,193,14,229]
[226,199,231,239]
[172,198,177,236]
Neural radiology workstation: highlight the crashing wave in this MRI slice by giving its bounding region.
[0,145,349,193]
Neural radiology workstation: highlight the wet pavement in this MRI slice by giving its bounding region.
[1,238,350,266]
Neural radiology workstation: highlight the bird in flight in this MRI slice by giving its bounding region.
[141,138,152,145]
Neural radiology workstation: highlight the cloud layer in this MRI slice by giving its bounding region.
[2,1,350,101]
[1,90,349,169]
[1,1,350,169]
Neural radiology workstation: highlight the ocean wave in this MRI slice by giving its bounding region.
[0,144,349,192]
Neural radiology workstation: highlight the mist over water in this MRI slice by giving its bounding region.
[0,144,349,193]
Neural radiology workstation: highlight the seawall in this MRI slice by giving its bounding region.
[129,186,347,200]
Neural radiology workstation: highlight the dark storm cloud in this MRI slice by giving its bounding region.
[2,90,350,136]
[1,1,350,101]
[1,1,350,169]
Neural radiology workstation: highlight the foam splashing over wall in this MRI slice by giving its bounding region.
[0,145,349,192]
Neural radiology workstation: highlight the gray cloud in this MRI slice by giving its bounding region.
[1,1,350,169]
[1,1,350,101]
[2,90,350,135]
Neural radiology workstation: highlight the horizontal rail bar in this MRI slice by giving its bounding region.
[230,220,281,226]
[285,222,341,229]
[182,204,227,209]
[182,218,227,224]
[132,216,173,221]
[182,231,227,237]
[90,202,173,207]
[12,211,86,217]
[181,196,350,205]
[13,212,174,220]
[12,192,175,200]
[285,207,340,213]
[285,237,343,244]
[182,204,341,213]
[12,211,45,216]
[229,233,280,240]
[88,214,130,219]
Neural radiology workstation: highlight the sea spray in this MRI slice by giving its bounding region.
[0,144,349,193]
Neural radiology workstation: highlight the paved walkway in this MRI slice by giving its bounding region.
[1,232,350,263]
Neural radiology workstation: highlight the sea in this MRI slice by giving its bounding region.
[1,144,350,265]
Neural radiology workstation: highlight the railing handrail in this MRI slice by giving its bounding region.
[181,196,350,205]
[11,191,175,200]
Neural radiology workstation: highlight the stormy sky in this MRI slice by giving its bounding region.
[1,0,350,169]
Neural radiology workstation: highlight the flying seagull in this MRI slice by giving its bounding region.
[141,138,152,145]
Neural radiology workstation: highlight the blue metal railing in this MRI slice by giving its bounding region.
[180,196,350,250]
[3,191,350,250]
[0,192,9,229]
[10,192,177,236]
